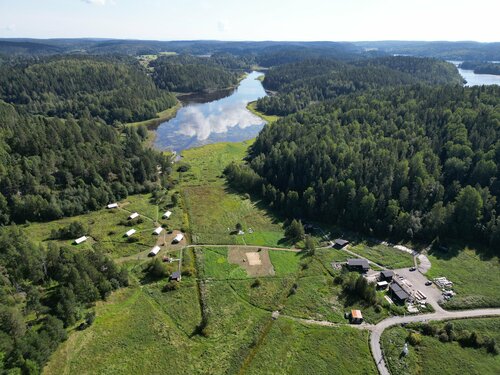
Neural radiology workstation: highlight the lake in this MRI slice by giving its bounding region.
[154,71,267,152]
[449,61,500,86]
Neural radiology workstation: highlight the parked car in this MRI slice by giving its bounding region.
[409,267,416,271]
[425,281,432,286]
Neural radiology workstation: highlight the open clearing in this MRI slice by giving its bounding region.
[426,246,500,309]
[381,317,500,375]
[350,242,415,269]
[228,247,275,277]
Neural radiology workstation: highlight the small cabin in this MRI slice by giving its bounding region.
[107,203,118,209]
[172,233,184,243]
[379,270,395,282]
[333,238,349,249]
[74,236,88,245]
[376,281,389,289]
[163,211,172,219]
[128,212,139,220]
[347,259,370,272]
[149,246,161,256]
[125,229,136,237]
[170,271,181,281]
[389,283,410,304]
[153,227,163,235]
[350,309,363,324]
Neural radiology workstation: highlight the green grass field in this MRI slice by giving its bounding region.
[178,141,286,247]
[426,247,500,309]
[382,318,500,375]
[350,242,414,269]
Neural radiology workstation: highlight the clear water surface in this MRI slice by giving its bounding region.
[154,71,267,152]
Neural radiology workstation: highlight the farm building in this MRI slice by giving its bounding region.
[128,212,139,220]
[107,203,118,209]
[153,227,163,235]
[125,229,136,237]
[172,233,184,243]
[149,246,161,256]
[74,236,88,245]
[333,238,349,249]
[350,309,363,324]
[347,258,370,272]
[379,270,394,282]
[170,271,181,281]
[389,283,410,304]
[163,211,172,219]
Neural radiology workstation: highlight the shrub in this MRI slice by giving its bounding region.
[162,281,179,292]
[407,332,422,346]
[439,332,449,342]
[251,278,262,288]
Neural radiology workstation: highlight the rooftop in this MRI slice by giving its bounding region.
[347,258,370,269]
[351,309,363,319]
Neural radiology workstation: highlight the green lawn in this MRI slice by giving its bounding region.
[426,247,500,309]
[246,101,281,123]
[382,318,500,375]
[196,247,248,279]
[350,242,415,269]
[268,251,302,275]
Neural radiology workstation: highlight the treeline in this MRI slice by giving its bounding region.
[151,54,242,93]
[0,55,177,124]
[460,61,500,75]
[227,84,500,249]
[0,226,128,374]
[256,57,463,116]
[0,101,172,224]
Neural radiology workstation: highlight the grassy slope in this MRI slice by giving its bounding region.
[178,141,285,247]
[426,247,500,308]
[381,318,500,375]
[350,242,414,269]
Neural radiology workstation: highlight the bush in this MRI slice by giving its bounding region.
[251,278,262,288]
[162,281,179,292]
[147,258,169,279]
[407,332,422,346]
[374,304,382,313]
[439,332,449,342]
[421,323,437,336]
[181,267,194,277]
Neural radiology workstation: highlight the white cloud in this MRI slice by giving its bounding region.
[81,0,113,5]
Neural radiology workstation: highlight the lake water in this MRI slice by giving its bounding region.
[154,71,267,152]
[449,61,500,86]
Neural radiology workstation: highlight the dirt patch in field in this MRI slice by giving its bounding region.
[228,247,275,277]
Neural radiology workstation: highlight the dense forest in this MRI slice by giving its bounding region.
[256,57,463,115]
[0,226,128,374]
[150,54,242,92]
[227,84,500,249]
[0,101,171,224]
[0,56,177,124]
[460,61,500,75]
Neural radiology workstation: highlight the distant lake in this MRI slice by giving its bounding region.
[449,61,500,86]
[154,71,267,152]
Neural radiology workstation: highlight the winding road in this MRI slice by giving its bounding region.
[370,308,500,375]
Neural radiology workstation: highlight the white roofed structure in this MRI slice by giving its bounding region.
[153,227,163,235]
[125,229,136,237]
[172,233,184,243]
[107,203,118,209]
[74,236,88,245]
[163,211,172,219]
[128,212,139,220]
[149,246,161,256]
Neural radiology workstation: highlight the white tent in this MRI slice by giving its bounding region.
[107,203,118,209]
[163,211,172,219]
[153,227,163,235]
[128,212,139,220]
[172,233,184,243]
[125,229,136,237]
[74,236,87,244]
[149,246,161,256]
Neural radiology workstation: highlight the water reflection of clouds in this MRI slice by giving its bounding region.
[175,100,264,141]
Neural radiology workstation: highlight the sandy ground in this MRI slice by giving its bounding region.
[228,246,275,277]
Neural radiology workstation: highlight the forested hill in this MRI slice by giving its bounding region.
[0,101,171,224]
[256,57,464,116]
[150,54,242,92]
[0,56,177,124]
[459,61,500,75]
[230,84,500,248]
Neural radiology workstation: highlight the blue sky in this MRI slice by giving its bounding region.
[1,0,499,41]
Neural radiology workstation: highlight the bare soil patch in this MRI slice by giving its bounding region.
[228,247,275,277]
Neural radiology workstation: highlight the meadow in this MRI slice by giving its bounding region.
[381,318,500,375]
[426,246,500,309]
